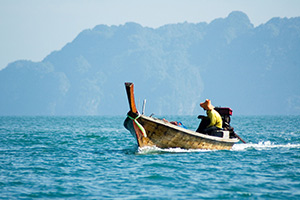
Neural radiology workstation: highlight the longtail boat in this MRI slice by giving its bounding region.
[123,82,241,150]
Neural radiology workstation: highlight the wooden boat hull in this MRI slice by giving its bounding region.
[124,114,239,150]
[123,82,239,150]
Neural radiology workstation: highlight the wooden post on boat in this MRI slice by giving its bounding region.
[124,82,153,147]
[142,99,146,115]
[125,82,138,114]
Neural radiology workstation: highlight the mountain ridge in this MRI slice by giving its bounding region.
[1,11,300,116]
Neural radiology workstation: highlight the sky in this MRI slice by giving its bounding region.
[1,0,300,70]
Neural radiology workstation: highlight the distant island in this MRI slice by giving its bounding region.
[0,11,299,116]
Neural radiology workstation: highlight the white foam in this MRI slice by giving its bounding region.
[232,141,300,151]
[137,146,211,154]
[136,142,300,154]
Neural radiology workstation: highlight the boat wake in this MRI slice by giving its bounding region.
[232,141,300,151]
[136,141,300,154]
[137,146,211,154]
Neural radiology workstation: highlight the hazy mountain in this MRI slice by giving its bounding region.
[1,11,299,116]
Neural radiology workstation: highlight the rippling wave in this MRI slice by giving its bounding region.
[1,116,300,199]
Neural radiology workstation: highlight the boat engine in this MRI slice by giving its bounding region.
[214,107,234,131]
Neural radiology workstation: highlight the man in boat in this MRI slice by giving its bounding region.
[196,99,223,134]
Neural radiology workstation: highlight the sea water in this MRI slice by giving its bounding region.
[0,116,299,199]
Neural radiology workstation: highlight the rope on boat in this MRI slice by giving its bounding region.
[128,114,147,137]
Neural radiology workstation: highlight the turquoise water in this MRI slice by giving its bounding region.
[1,116,300,199]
